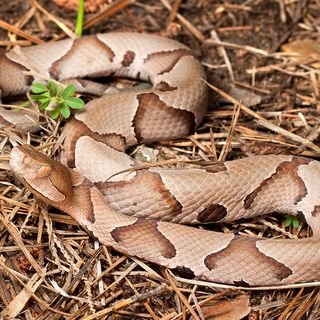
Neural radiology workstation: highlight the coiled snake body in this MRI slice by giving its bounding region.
[2,33,320,286]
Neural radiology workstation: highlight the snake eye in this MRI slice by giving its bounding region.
[37,165,52,178]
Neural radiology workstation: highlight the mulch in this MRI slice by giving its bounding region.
[0,0,320,319]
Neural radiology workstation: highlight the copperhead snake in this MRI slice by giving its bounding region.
[2,32,320,287]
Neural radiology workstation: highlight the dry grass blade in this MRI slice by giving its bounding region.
[83,0,135,30]
[0,40,31,46]
[8,5,37,48]
[308,290,320,320]
[204,80,320,154]
[165,270,200,320]
[79,297,133,320]
[205,39,269,56]
[0,259,70,316]
[0,19,44,44]
[160,0,205,42]
[210,30,235,83]
[1,272,43,318]
[166,0,182,26]
[257,118,320,153]
[218,103,241,161]
[289,290,318,320]
[79,284,167,320]
[173,275,320,291]
[32,0,76,38]
[278,288,304,320]
[0,210,46,278]
[0,194,33,210]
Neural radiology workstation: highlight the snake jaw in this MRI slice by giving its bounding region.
[9,146,32,180]
[9,146,24,176]
[10,145,73,203]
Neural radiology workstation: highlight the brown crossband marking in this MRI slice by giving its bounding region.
[233,280,250,287]
[204,162,227,173]
[204,237,292,281]
[154,81,177,91]
[133,93,195,142]
[96,170,183,219]
[197,204,227,223]
[297,211,306,222]
[172,266,195,279]
[121,50,135,67]
[244,157,311,210]
[70,183,96,223]
[111,219,176,259]
[312,205,320,217]
[144,49,191,74]
[49,36,115,79]
[62,119,126,167]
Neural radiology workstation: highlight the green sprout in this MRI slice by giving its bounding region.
[284,215,300,229]
[31,81,85,119]
[76,0,84,37]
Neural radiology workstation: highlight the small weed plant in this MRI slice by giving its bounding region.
[284,215,300,229]
[31,81,85,119]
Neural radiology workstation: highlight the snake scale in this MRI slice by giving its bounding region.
[1,32,320,286]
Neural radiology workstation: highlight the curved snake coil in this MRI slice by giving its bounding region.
[2,32,320,287]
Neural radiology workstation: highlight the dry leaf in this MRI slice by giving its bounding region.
[228,87,262,107]
[282,39,320,68]
[134,146,159,163]
[191,295,251,320]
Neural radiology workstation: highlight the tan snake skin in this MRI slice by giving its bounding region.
[2,33,320,286]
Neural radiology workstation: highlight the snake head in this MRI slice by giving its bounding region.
[10,145,73,204]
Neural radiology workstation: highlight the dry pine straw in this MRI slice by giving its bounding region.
[0,0,320,319]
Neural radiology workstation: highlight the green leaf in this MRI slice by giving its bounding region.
[19,101,30,108]
[31,92,50,101]
[284,215,300,229]
[31,83,48,94]
[62,85,76,99]
[30,80,85,120]
[56,84,63,95]
[11,100,30,112]
[39,100,51,110]
[47,81,57,96]
[34,96,51,104]
[284,215,293,227]
[50,107,61,119]
[292,217,300,229]
[38,97,51,104]
[60,103,71,118]
[65,97,85,109]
